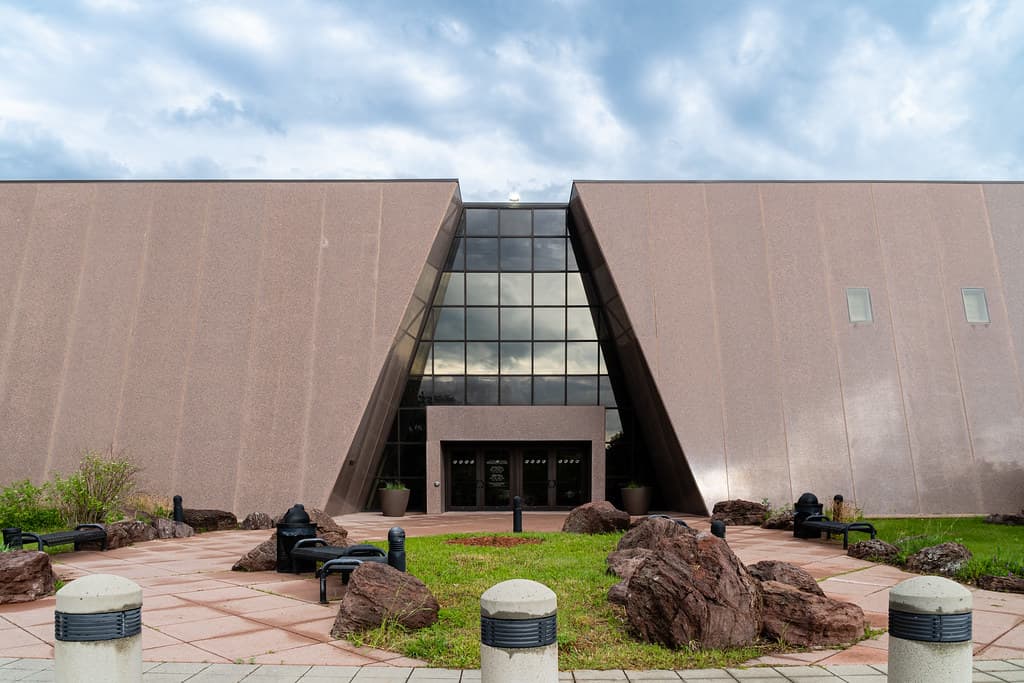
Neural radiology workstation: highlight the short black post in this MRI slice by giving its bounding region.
[710,519,726,539]
[172,495,184,523]
[512,496,523,533]
[388,527,406,572]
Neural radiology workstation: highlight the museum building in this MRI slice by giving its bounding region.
[0,180,1022,517]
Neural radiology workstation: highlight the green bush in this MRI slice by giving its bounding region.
[49,450,140,526]
[0,480,62,531]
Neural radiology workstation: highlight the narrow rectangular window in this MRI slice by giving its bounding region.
[846,287,873,323]
[962,288,990,324]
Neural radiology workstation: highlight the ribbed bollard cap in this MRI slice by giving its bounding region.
[56,574,143,614]
[481,579,556,620]
[889,576,971,615]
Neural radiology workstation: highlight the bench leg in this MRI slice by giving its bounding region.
[319,574,328,605]
[842,531,849,550]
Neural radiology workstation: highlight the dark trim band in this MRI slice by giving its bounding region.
[481,614,557,649]
[54,608,142,642]
[889,609,971,643]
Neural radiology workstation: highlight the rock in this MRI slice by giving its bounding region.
[759,580,865,647]
[241,512,275,530]
[182,508,238,532]
[331,563,439,635]
[985,511,1024,526]
[608,581,629,606]
[624,531,761,649]
[152,517,194,539]
[747,560,824,596]
[233,536,276,572]
[562,501,630,534]
[711,499,768,526]
[80,520,157,551]
[308,509,350,547]
[617,516,693,551]
[847,539,899,563]
[607,548,655,580]
[761,510,795,530]
[976,575,1024,593]
[906,542,973,576]
[0,551,56,604]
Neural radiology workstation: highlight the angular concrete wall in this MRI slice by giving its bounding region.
[0,181,461,517]
[572,182,1024,515]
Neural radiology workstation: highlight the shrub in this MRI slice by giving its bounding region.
[0,480,62,531]
[49,449,140,526]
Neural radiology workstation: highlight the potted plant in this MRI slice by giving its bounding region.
[620,482,652,516]
[379,481,410,517]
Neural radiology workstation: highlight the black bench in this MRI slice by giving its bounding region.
[289,539,389,603]
[800,514,876,550]
[22,524,107,552]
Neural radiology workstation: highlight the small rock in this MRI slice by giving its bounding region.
[240,512,275,530]
[984,512,1024,526]
[608,581,629,606]
[233,536,277,572]
[80,520,157,551]
[606,548,655,580]
[562,501,630,534]
[711,499,769,526]
[747,560,824,596]
[331,563,439,636]
[976,575,1024,593]
[152,517,194,539]
[617,516,693,551]
[847,539,899,563]
[759,580,865,647]
[761,510,795,530]
[0,551,56,604]
[906,542,973,577]
[182,509,238,532]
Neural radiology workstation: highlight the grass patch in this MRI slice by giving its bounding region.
[347,532,773,670]
[867,517,1024,582]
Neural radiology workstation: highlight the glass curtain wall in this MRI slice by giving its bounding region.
[373,205,649,511]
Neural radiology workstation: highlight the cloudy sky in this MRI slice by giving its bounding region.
[1,0,1022,200]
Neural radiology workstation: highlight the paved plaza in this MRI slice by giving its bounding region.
[0,512,1022,679]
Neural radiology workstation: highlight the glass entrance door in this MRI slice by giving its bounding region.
[445,443,589,510]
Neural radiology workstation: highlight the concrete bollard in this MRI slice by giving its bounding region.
[888,575,972,683]
[55,574,143,683]
[480,579,557,683]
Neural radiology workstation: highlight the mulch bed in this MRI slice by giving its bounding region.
[446,536,545,547]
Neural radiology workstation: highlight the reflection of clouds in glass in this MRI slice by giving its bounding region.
[436,272,464,306]
[605,408,623,442]
[501,342,531,374]
[533,308,564,339]
[433,342,464,374]
[534,274,565,305]
[467,238,498,270]
[412,344,431,375]
[567,341,598,374]
[467,376,498,404]
[434,307,464,339]
[466,308,498,339]
[533,238,565,270]
[433,376,464,404]
[500,308,531,339]
[500,273,531,305]
[566,308,596,339]
[467,273,498,305]
[500,238,531,270]
[466,209,498,235]
[534,376,564,404]
[466,342,498,374]
[500,210,531,235]
[567,273,587,305]
[500,377,531,404]
[599,375,616,407]
[567,376,597,404]
[534,210,565,236]
[533,342,565,374]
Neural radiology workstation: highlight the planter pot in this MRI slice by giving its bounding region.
[620,487,652,516]
[380,489,410,517]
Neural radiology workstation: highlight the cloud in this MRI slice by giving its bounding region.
[163,93,285,135]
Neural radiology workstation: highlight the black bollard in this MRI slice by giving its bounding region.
[710,519,726,539]
[512,496,523,533]
[173,495,184,523]
[388,527,406,572]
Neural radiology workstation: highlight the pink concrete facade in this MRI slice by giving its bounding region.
[571,182,1024,515]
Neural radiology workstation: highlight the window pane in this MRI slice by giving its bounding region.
[567,341,598,374]
[466,238,498,270]
[534,342,565,374]
[566,308,597,339]
[500,273,532,305]
[566,273,587,305]
[433,376,464,404]
[500,377,531,404]
[400,409,426,442]
[534,209,566,235]
[534,376,565,404]
[599,375,616,407]
[466,376,499,404]
[533,308,565,340]
[435,272,464,306]
[567,242,580,271]
[534,238,566,271]
[434,308,464,340]
[466,209,498,235]
[466,342,499,374]
[605,408,623,441]
[500,238,532,271]
[534,273,565,305]
[448,238,465,271]
[466,308,498,339]
[399,443,426,476]
[433,342,464,374]
[846,287,872,323]
[501,308,531,340]
[962,288,990,323]
[466,273,499,305]
[500,210,531,236]
[411,344,431,375]
[410,376,431,405]
[500,342,531,374]
[567,376,598,405]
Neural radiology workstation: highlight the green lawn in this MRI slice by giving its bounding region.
[352,532,769,670]
[866,517,1024,582]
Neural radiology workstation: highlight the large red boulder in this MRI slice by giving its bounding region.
[617,516,693,551]
[711,499,768,526]
[759,580,865,646]
[331,563,439,635]
[0,551,56,604]
[562,501,630,534]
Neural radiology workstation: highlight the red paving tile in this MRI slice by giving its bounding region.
[250,642,378,666]
[142,642,231,663]
[816,644,888,665]
[156,615,267,642]
[190,628,319,660]
[143,604,231,627]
